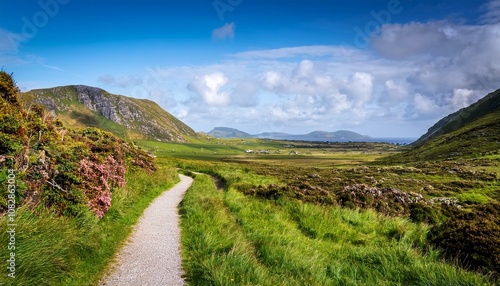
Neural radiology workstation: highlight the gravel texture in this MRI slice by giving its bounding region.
[100,174,193,286]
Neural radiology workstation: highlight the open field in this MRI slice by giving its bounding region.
[148,138,499,285]
[138,139,400,167]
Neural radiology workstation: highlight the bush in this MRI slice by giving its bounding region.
[409,203,444,224]
[428,203,500,277]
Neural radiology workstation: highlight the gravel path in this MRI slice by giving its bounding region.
[100,174,193,286]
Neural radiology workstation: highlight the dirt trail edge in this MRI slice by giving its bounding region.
[100,174,193,286]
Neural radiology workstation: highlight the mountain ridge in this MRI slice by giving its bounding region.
[413,88,500,146]
[21,85,196,142]
[208,127,371,141]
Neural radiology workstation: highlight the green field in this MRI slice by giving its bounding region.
[148,138,499,285]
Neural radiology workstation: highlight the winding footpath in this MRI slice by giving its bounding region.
[100,174,193,286]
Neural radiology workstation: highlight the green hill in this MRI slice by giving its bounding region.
[413,89,500,146]
[386,89,500,163]
[21,85,196,142]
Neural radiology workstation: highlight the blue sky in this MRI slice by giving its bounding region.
[1,0,499,137]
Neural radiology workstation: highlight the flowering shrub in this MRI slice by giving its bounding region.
[79,155,126,218]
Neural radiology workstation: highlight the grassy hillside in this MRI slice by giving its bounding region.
[21,85,196,142]
[414,88,500,145]
[383,108,500,163]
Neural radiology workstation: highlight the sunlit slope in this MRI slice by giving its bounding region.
[21,85,196,142]
[414,88,500,146]
[387,108,500,163]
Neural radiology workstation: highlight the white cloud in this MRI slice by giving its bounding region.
[383,80,408,101]
[413,93,439,115]
[177,109,188,119]
[187,72,231,106]
[231,80,259,107]
[481,0,500,24]
[345,72,374,107]
[212,22,235,40]
[451,88,480,110]
[371,21,500,94]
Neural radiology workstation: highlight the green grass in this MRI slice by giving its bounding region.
[181,170,493,285]
[0,164,179,286]
[138,139,394,167]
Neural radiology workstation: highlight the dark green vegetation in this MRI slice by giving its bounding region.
[0,71,179,285]
[21,85,196,142]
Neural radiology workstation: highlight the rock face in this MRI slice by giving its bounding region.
[75,85,122,123]
[21,85,196,142]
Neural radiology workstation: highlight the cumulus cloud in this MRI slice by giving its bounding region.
[371,21,500,94]
[212,22,235,40]
[383,80,408,102]
[451,88,481,110]
[345,72,374,108]
[187,72,231,106]
[231,80,259,107]
[413,93,439,115]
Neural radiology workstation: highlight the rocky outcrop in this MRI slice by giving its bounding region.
[75,85,123,124]
[21,85,196,142]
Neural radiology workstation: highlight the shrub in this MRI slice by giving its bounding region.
[409,203,444,224]
[428,203,500,277]
[78,155,126,218]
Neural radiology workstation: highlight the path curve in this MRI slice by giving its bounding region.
[100,174,193,286]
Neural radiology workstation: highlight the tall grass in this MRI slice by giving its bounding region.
[0,164,178,286]
[180,170,493,285]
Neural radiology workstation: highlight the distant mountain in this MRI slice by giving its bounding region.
[413,89,500,146]
[386,89,500,162]
[254,132,290,139]
[21,85,196,142]
[208,127,253,138]
[208,127,370,141]
[303,130,370,140]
